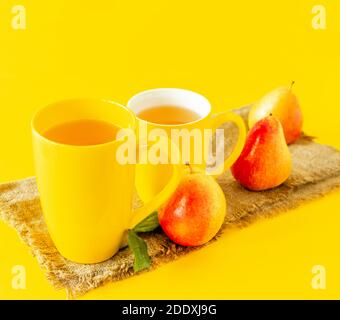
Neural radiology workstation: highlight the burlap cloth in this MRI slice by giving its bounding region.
[1,106,340,298]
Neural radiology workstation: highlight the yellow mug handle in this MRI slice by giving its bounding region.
[129,136,184,229]
[208,111,246,177]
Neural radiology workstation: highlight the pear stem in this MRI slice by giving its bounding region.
[185,162,194,174]
[289,81,295,90]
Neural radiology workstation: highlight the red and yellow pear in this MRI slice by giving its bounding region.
[248,82,303,144]
[158,167,226,247]
[231,115,292,191]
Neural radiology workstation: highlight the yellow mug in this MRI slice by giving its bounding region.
[32,98,181,263]
[127,88,246,202]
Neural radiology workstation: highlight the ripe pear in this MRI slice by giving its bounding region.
[158,167,226,246]
[248,82,303,144]
[231,115,292,191]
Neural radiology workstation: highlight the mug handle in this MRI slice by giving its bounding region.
[208,111,246,177]
[129,136,184,229]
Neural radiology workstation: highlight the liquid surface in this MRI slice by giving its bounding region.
[137,105,201,125]
[43,119,120,146]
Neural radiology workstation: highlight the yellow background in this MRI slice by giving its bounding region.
[0,0,339,299]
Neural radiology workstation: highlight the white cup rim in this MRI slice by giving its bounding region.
[127,88,212,127]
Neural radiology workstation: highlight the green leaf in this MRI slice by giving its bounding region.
[127,230,151,272]
[133,211,159,233]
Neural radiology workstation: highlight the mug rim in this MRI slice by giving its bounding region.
[31,98,136,149]
[127,88,212,127]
